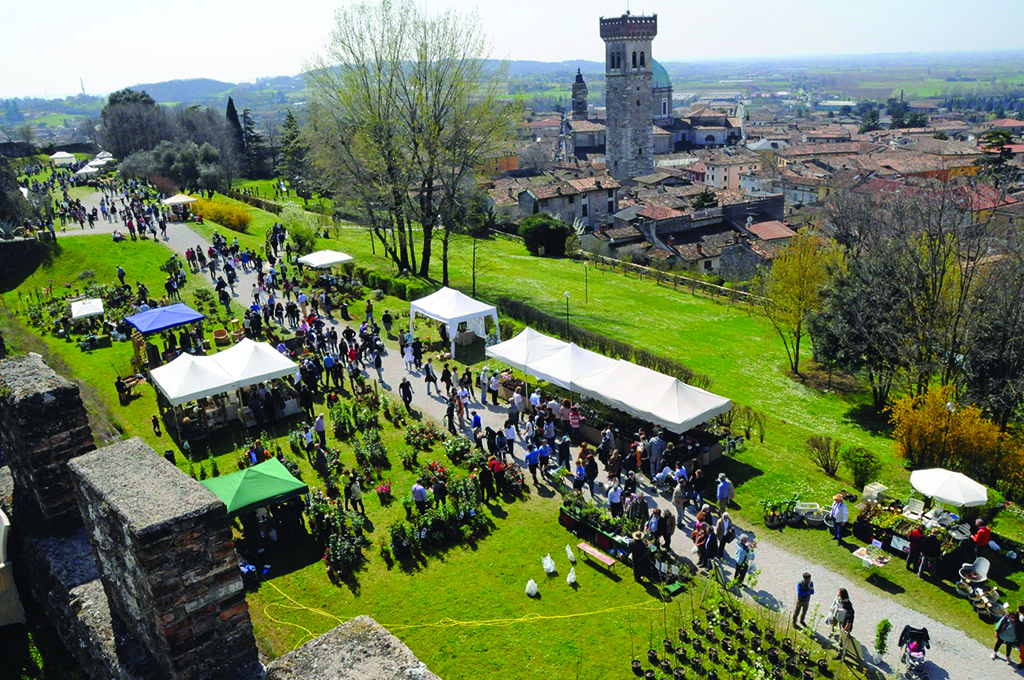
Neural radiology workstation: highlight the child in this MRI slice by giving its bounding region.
[151,414,161,436]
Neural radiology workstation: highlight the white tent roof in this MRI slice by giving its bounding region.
[213,338,298,384]
[70,298,104,319]
[161,194,198,206]
[411,286,497,325]
[297,250,354,269]
[150,340,299,407]
[485,327,567,373]
[574,360,732,434]
[75,165,99,175]
[87,158,110,167]
[49,151,75,160]
[910,468,988,507]
[96,151,113,159]
[150,354,236,406]
[525,342,617,391]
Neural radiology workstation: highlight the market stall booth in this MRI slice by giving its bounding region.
[200,458,308,518]
[297,250,354,269]
[410,286,500,359]
[149,339,301,441]
[49,151,75,167]
[484,327,567,374]
[125,303,206,368]
[70,298,104,320]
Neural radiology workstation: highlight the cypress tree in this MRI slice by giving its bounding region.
[225,96,244,154]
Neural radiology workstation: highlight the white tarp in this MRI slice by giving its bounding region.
[49,151,75,166]
[574,360,732,434]
[213,338,298,384]
[70,298,104,319]
[297,250,354,269]
[150,340,299,406]
[410,286,500,358]
[910,468,988,507]
[485,327,567,373]
[150,354,236,406]
[526,342,617,391]
[161,194,198,206]
[75,165,99,176]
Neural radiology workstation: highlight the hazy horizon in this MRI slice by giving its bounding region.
[3,0,1022,99]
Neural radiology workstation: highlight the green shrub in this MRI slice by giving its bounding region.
[807,436,842,477]
[875,619,892,657]
[443,436,473,464]
[518,213,572,257]
[842,445,882,489]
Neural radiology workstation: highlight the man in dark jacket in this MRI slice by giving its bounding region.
[630,531,651,583]
[919,528,943,579]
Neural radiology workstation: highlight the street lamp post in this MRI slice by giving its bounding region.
[564,291,570,339]
[940,401,956,465]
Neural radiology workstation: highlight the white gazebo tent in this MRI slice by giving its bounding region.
[96,151,113,160]
[150,354,236,407]
[87,158,110,167]
[484,327,567,373]
[70,298,104,320]
[410,286,500,358]
[212,338,299,384]
[49,151,75,166]
[161,194,198,206]
[75,165,99,176]
[910,468,988,507]
[574,360,732,434]
[526,342,617,392]
[297,250,354,269]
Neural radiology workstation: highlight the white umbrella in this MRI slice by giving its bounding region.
[70,298,104,320]
[297,250,354,269]
[161,194,198,206]
[910,468,988,507]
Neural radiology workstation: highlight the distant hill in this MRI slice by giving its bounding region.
[129,78,235,103]
[499,60,605,76]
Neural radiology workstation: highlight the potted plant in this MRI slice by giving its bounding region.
[804,508,827,529]
[647,650,659,666]
[375,479,392,505]
[630,660,642,676]
[761,499,786,529]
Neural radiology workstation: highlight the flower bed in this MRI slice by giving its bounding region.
[405,423,446,451]
[388,474,483,558]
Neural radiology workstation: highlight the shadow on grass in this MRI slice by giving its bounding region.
[842,403,891,436]
[238,530,325,583]
[864,574,905,595]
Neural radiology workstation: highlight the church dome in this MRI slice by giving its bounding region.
[651,60,671,90]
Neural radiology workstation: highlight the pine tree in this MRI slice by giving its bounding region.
[240,108,264,177]
[225,96,244,155]
[279,109,307,183]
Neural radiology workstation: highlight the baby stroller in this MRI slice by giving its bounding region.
[897,625,930,680]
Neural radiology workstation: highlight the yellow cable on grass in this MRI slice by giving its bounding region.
[261,581,664,650]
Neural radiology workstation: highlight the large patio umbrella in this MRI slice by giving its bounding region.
[161,194,198,206]
[910,468,988,507]
[297,250,354,269]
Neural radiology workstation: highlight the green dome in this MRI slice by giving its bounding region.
[652,60,671,90]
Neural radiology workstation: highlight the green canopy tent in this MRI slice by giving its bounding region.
[200,458,308,518]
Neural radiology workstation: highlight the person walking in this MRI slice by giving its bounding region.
[733,535,754,586]
[830,493,849,544]
[479,461,495,502]
[349,476,365,514]
[672,481,689,518]
[906,524,924,573]
[424,359,438,395]
[994,606,1022,663]
[314,414,326,449]
[399,377,414,412]
[716,473,734,515]
[919,527,942,579]
[411,479,429,514]
[608,481,624,518]
[792,573,815,628]
[524,444,539,485]
[833,589,855,661]
[403,343,415,372]
[715,512,734,559]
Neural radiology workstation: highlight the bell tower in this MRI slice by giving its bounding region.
[600,12,657,181]
[571,69,588,121]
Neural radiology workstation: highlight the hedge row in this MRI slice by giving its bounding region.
[350,265,437,302]
[495,296,713,390]
[222,189,283,215]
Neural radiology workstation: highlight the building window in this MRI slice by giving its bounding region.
[632,51,637,68]
[609,54,614,70]
[704,260,713,271]
[582,203,588,218]
[638,147,642,156]
[640,51,645,68]
[568,195,575,204]
[662,101,667,115]
[608,199,615,213]
[637,100,640,107]
[607,189,614,198]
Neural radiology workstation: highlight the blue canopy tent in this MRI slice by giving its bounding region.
[125,303,205,335]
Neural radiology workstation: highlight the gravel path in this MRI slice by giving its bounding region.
[59,191,1013,680]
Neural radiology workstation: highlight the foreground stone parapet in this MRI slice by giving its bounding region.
[0,354,95,531]
[69,437,260,680]
[265,615,439,680]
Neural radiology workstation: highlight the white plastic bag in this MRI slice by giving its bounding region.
[526,579,539,597]
[566,544,576,564]
[542,554,556,574]
[567,567,577,585]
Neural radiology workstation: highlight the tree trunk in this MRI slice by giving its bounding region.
[442,223,451,287]
[419,219,433,278]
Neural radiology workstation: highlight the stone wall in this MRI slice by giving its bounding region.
[265,616,439,680]
[69,437,260,680]
[0,354,95,532]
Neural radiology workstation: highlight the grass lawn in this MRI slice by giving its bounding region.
[0,236,248,458]
[231,178,336,214]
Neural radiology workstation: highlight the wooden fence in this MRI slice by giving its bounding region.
[578,251,761,306]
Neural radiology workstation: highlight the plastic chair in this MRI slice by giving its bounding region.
[902,498,925,521]
[959,556,990,584]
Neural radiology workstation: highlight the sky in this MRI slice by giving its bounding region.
[3,0,1021,99]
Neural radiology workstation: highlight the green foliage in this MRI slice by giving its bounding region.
[875,619,892,657]
[354,428,390,469]
[281,205,319,255]
[518,213,572,257]
[691,188,718,210]
[354,266,436,301]
[399,448,419,470]
[405,423,446,451]
[443,436,473,464]
[841,444,882,489]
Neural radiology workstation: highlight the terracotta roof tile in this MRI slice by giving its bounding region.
[747,220,796,241]
[637,205,685,221]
